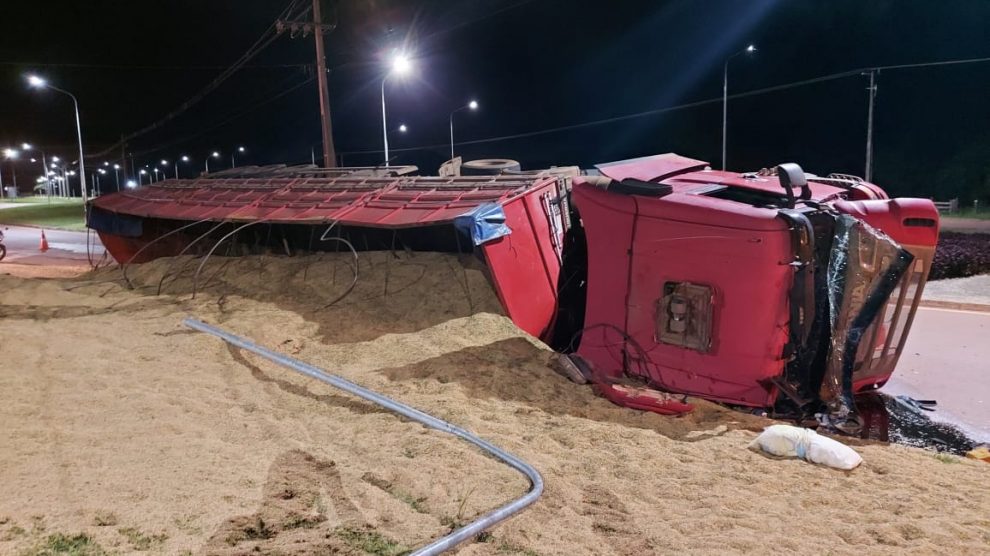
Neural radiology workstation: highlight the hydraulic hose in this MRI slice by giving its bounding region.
[182,317,544,555]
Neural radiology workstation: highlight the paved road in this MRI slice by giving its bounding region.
[1,225,104,267]
[886,305,990,443]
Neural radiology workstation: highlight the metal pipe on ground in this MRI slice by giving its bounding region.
[182,318,544,555]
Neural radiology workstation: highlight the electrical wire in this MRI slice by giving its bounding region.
[128,74,315,158]
[86,0,306,159]
[0,61,309,70]
[335,54,990,156]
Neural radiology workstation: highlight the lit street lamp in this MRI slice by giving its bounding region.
[26,75,89,201]
[95,168,107,196]
[722,44,755,171]
[175,155,190,179]
[398,124,408,133]
[138,168,148,185]
[23,144,54,200]
[113,164,121,191]
[1,148,22,195]
[205,151,220,173]
[231,146,245,168]
[381,54,412,166]
[449,99,479,160]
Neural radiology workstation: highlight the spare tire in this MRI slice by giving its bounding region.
[462,158,521,176]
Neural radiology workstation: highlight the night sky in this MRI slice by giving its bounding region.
[1,0,989,201]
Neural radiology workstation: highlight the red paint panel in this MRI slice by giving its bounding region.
[834,198,939,247]
[596,153,709,182]
[573,182,792,407]
[91,175,556,229]
[479,183,562,340]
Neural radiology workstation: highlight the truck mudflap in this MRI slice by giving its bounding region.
[819,215,914,434]
[595,381,695,415]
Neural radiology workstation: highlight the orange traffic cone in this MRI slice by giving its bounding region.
[40,230,50,252]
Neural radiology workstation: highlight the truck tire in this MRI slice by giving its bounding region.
[462,159,521,176]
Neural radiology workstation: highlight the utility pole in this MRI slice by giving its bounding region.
[276,2,338,168]
[864,70,877,182]
[120,137,127,182]
[312,0,337,168]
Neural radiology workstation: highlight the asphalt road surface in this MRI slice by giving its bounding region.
[0,225,104,267]
[886,305,990,443]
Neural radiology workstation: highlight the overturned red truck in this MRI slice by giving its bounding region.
[89,154,939,433]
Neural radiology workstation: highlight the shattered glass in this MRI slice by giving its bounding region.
[821,215,914,434]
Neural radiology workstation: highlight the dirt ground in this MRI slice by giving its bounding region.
[0,252,988,555]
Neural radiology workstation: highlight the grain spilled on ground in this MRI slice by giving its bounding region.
[0,253,987,555]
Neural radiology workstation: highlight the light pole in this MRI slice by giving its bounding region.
[51,156,62,196]
[721,44,755,171]
[27,75,88,202]
[449,99,479,160]
[66,170,76,196]
[863,70,878,182]
[96,168,107,196]
[381,54,412,167]
[138,169,148,185]
[176,155,189,179]
[23,144,51,200]
[230,146,245,168]
[205,151,220,173]
[3,148,19,194]
[113,164,121,191]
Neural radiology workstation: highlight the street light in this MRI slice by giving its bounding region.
[26,74,89,201]
[1,148,21,194]
[138,168,148,185]
[19,144,52,200]
[449,99,479,160]
[721,44,756,171]
[112,164,121,191]
[231,146,245,168]
[398,124,408,133]
[125,179,137,189]
[95,168,107,196]
[381,53,413,166]
[175,155,190,179]
[205,151,220,173]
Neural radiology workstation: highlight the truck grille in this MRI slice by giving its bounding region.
[854,245,935,382]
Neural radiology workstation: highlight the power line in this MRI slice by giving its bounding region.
[337,54,990,156]
[130,75,316,158]
[86,0,306,159]
[0,61,309,70]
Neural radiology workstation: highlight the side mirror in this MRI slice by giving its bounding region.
[777,163,810,207]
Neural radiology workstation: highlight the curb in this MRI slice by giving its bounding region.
[919,299,990,313]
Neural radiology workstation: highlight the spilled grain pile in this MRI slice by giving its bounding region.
[0,253,988,555]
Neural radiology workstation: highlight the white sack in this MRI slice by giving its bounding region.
[749,424,863,470]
